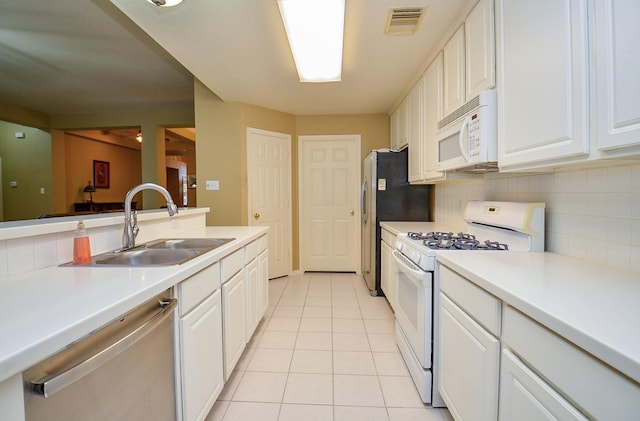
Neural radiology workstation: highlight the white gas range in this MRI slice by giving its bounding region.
[391,201,545,407]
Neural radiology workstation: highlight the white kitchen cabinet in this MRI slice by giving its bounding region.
[391,97,408,150]
[501,305,640,420]
[179,290,223,421]
[496,0,590,170]
[499,348,587,421]
[408,54,446,184]
[222,268,246,380]
[380,227,396,311]
[176,262,223,421]
[258,248,269,315]
[443,25,466,118]
[407,77,424,182]
[439,293,500,421]
[595,0,640,151]
[438,264,501,421]
[245,257,259,339]
[465,0,495,101]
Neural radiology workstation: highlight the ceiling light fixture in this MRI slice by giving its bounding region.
[136,131,143,143]
[147,0,183,7]
[277,0,345,83]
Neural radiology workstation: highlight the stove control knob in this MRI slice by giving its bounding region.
[410,250,421,264]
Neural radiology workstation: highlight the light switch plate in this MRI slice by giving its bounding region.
[205,180,220,190]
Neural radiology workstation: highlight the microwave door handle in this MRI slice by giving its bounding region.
[458,116,471,162]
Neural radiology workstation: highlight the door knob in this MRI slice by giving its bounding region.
[350,210,355,216]
[254,212,260,219]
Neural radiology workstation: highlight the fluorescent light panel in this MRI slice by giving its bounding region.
[277,0,345,82]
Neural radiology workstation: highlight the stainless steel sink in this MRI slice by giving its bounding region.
[70,237,236,267]
[94,248,203,266]
[145,238,234,250]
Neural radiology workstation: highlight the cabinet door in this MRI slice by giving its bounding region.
[595,0,640,151]
[439,293,500,421]
[245,258,260,339]
[259,250,269,315]
[496,0,589,169]
[443,25,466,118]
[423,53,446,181]
[391,98,408,150]
[180,290,224,421]
[499,349,588,421]
[222,269,246,379]
[465,0,495,100]
[407,77,425,183]
[380,239,395,311]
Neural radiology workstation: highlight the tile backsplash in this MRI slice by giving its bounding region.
[434,162,640,273]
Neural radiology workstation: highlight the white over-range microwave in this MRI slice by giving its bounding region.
[436,89,497,172]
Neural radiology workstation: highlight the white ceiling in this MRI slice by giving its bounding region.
[1,0,473,117]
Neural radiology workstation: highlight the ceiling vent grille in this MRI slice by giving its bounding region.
[384,7,426,36]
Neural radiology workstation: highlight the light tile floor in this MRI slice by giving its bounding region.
[206,272,453,421]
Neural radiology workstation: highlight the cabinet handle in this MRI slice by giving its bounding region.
[350,210,355,216]
[254,213,260,219]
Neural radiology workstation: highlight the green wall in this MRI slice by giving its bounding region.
[0,122,53,220]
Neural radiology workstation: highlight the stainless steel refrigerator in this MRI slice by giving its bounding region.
[361,148,430,296]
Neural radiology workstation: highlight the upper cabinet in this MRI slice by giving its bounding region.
[390,98,408,150]
[594,0,640,151]
[443,0,496,119]
[443,26,466,118]
[409,53,446,184]
[465,0,496,101]
[496,0,590,170]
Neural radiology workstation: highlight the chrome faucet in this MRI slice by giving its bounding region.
[122,183,178,250]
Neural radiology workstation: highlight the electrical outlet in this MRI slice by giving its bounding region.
[205,180,220,190]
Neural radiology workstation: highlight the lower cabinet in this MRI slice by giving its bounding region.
[179,290,224,421]
[258,249,269,315]
[499,348,587,421]
[176,262,224,421]
[439,293,500,421]
[438,263,640,421]
[222,268,246,380]
[380,228,396,311]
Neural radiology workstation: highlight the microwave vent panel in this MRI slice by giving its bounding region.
[438,94,481,130]
[384,7,426,36]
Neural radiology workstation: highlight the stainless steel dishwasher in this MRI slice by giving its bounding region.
[23,290,178,421]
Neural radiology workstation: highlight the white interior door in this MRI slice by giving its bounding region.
[299,135,361,272]
[247,128,292,279]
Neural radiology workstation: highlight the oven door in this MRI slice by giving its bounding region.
[392,249,432,369]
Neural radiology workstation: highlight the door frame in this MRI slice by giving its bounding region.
[298,134,362,273]
[246,127,292,278]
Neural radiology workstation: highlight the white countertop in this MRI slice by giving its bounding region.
[437,251,640,384]
[0,226,267,383]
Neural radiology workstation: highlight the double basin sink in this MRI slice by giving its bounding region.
[88,238,235,266]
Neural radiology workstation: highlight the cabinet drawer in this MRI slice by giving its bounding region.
[439,264,501,336]
[245,239,260,263]
[503,306,640,420]
[381,228,395,245]
[178,262,221,316]
[221,248,244,282]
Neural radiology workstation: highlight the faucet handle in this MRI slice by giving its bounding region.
[167,201,178,216]
[132,210,139,238]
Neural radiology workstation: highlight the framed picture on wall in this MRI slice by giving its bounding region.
[93,160,110,189]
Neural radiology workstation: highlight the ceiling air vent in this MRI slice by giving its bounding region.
[384,7,426,36]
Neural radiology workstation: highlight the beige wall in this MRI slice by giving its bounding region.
[194,80,390,270]
[64,133,143,210]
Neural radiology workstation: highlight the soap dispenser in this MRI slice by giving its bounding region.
[73,221,92,265]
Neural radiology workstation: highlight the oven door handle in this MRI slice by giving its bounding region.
[392,249,426,277]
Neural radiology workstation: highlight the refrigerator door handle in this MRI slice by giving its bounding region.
[361,178,367,223]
